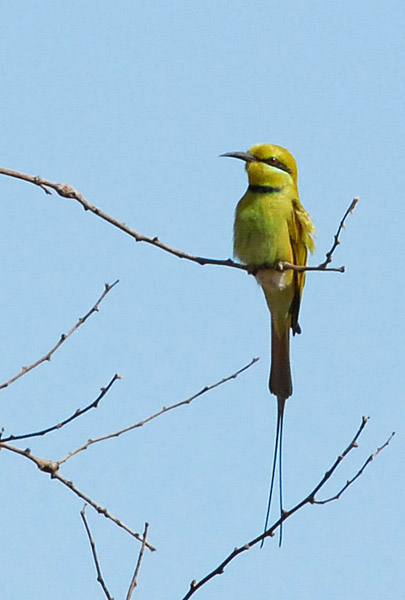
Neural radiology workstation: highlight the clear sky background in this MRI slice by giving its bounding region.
[0,1,403,599]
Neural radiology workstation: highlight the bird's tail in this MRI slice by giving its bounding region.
[269,319,292,399]
[261,395,286,547]
[261,320,291,548]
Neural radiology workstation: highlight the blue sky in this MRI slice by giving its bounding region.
[0,1,403,599]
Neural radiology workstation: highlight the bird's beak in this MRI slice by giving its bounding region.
[220,151,256,163]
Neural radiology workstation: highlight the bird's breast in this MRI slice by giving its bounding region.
[233,192,294,266]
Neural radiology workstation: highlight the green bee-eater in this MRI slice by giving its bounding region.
[222,143,315,544]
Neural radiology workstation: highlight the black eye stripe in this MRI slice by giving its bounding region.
[260,157,292,174]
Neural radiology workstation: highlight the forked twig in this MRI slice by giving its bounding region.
[58,357,260,465]
[0,281,119,391]
[181,417,394,600]
[314,431,395,504]
[81,507,149,600]
[0,360,260,552]
[0,442,155,551]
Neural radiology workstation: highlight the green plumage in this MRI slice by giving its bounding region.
[224,143,315,544]
[231,143,314,397]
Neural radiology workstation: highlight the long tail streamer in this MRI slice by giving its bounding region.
[261,401,285,548]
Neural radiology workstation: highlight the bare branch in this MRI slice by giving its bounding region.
[0,442,155,551]
[181,417,393,600]
[0,166,352,274]
[0,167,244,270]
[0,281,119,392]
[126,522,150,600]
[1,374,121,443]
[58,357,260,465]
[318,197,359,269]
[277,261,344,274]
[81,505,114,600]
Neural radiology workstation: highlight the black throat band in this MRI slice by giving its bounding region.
[248,184,283,194]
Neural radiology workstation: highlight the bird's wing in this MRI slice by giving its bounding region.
[288,199,315,335]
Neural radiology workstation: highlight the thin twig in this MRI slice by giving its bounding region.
[318,197,359,269]
[58,357,260,465]
[181,417,393,600]
[126,522,150,600]
[277,261,344,274]
[1,374,121,442]
[0,166,351,273]
[81,505,114,600]
[0,280,119,391]
[0,442,155,551]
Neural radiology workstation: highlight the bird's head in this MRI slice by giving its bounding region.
[221,143,298,188]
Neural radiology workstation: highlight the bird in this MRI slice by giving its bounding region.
[221,143,315,545]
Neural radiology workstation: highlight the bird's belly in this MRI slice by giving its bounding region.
[255,268,289,291]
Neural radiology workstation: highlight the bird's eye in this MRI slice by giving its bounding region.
[264,156,280,166]
[263,156,292,174]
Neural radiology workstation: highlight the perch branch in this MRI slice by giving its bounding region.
[0,167,355,273]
